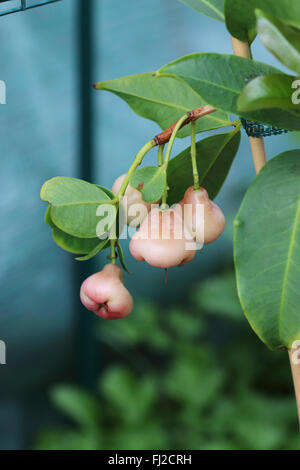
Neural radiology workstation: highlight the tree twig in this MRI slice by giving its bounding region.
[153,105,217,145]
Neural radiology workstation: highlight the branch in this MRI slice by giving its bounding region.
[153,105,217,145]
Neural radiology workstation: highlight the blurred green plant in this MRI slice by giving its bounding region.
[36,271,298,450]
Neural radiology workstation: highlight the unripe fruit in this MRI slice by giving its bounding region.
[80,264,133,320]
[112,174,151,227]
[129,206,196,268]
[181,186,225,245]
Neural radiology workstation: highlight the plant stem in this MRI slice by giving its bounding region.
[289,350,300,423]
[158,144,165,166]
[110,239,117,265]
[162,113,189,170]
[117,139,156,199]
[231,35,300,425]
[190,121,199,190]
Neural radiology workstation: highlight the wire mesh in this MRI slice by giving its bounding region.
[0,0,61,16]
[241,118,289,138]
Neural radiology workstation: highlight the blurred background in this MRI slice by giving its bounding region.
[0,0,299,450]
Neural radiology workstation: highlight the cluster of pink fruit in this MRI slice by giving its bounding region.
[80,174,225,320]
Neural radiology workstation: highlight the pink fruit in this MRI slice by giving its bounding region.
[129,206,196,268]
[80,264,133,320]
[112,174,152,227]
[181,186,225,245]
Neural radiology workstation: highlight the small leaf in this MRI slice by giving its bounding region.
[41,177,115,238]
[75,239,110,261]
[116,240,132,274]
[130,166,167,203]
[225,0,300,43]
[238,74,300,112]
[95,73,230,138]
[256,9,300,75]
[167,128,241,205]
[234,149,300,349]
[179,0,225,23]
[44,205,55,227]
[158,53,300,131]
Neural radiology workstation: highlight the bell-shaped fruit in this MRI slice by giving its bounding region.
[112,174,151,227]
[181,186,225,245]
[80,264,133,320]
[129,206,196,268]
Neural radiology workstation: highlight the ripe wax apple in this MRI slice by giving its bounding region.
[181,186,225,245]
[112,174,151,227]
[129,205,196,268]
[80,264,133,320]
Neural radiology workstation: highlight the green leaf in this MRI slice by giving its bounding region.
[158,53,300,130]
[225,0,300,43]
[130,166,167,203]
[179,0,225,22]
[256,9,300,75]
[50,386,101,428]
[45,206,101,255]
[167,128,241,205]
[238,74,300,112]
[116,240,132,274]
[75,239,110,261]
[234,150,300,349]
[95,73,230,138]
[41,177,115,238]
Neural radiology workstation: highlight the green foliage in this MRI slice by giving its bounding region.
[116,240,132,274]
[36,272,298,450]
[167,128,241,205]
[158,53,300,130]
[130,166,167,203]
[179,0,225,22]
[256,10,300,75]
[95,73,230,138]
[234,150,300,349]
[225,0,300,43]
[238,74,300,112]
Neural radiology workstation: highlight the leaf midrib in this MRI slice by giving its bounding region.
[278,195,300,339]
[200,0,224,19]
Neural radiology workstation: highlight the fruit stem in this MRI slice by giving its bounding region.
[162,113,189,170]
[190,121,200,190]
[110,239,117,265]
[117,139,156,199]
[158,144,165,167]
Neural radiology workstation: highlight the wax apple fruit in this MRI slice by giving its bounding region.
[80,264,133,320]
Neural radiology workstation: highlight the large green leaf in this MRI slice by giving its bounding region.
[41,177,114,238]
[45,206,101,255]
[238,74,300,112]
[167,127,241,205]
[95,73,230,137]
[130,166,167,203]
[225,0,300,43]
[256,9,300,75]
[158,53,300,130]
[179,0,224,22]
[234,150,300,349]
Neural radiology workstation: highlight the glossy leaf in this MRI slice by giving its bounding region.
[225,0,300,43]
[234,150,300,349]
[75,239,110,261]
[238,74,300,112]
[256,9,300,75]
[45,206,101,255]
[95,73,230,137]
[41,177,114,239]
[130,166,167,203]
[179,0,224,22]
[158,53,300,130]
[167,127,241,205]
